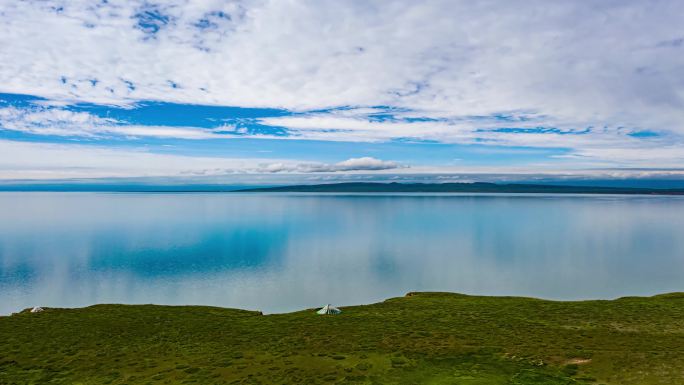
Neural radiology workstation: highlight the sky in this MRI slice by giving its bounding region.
[1,0,683,184]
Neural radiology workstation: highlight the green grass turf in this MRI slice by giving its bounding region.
[1,292,683,384]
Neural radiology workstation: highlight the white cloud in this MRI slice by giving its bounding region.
[257,157,404,173]
[1,1,683,123]
[333,157,402,171]
[0,1,683,171]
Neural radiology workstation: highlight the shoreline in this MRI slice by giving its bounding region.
[8,290,684,316]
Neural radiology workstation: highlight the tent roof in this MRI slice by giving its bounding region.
[316,304,341,315]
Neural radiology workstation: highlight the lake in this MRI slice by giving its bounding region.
[1,192,683,314]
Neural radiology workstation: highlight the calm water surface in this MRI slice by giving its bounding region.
[1,192,683,314]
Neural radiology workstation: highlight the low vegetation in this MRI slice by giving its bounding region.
[1,292,683,384]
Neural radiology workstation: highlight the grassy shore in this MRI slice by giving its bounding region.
[1,292,683,384]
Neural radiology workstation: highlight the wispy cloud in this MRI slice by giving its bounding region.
[256,109,684,168]
[0,105,225,139]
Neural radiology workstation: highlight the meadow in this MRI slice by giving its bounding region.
[1,292,683,384]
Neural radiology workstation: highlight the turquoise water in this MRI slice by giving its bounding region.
[1,192,683,314]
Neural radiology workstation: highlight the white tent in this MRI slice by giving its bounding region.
[316,304,341,315]
[30,306,44,313]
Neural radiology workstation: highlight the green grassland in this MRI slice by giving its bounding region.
[1,292,683,384]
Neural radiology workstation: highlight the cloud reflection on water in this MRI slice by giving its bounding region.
[1,193,683,314]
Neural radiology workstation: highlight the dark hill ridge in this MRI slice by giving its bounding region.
[238,182,684,194]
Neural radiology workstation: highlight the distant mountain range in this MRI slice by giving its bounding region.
[238,182,684,195]
[3,181,684,194]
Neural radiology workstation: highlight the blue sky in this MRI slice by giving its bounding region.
[1,1,683,183]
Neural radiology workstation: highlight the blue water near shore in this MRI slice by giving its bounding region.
[1,192,683,314]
